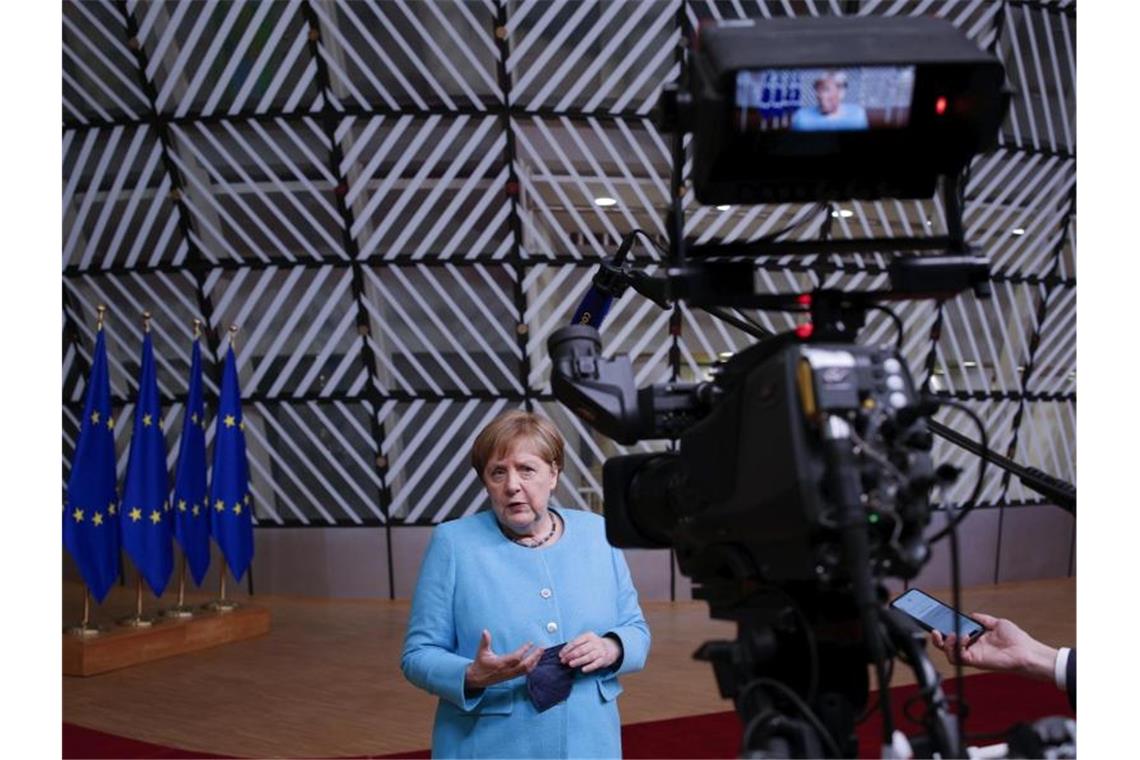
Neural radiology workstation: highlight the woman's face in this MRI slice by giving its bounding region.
[483,438,560,536]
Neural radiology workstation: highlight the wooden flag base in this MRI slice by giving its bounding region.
[117,615,155,628]
[64,604,270,677]
[160,605,196,619]
[64,623,104,638]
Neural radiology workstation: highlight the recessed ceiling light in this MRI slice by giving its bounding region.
[925,219,933,227]
[594,197,617,207]
[1011,227,1026,236]
[830,208,854,219]
[962,361,977,368]
[716,205,731,211]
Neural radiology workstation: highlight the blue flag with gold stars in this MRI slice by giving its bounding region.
[173,337,210,586]
[209,346,253,581]
[121,332,173,596]
[64,328,121,603]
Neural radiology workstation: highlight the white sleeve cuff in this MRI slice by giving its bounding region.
[1053,646,1071,691]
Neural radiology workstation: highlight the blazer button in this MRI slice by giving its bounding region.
[546,621,558,633]
[540,588,552,599]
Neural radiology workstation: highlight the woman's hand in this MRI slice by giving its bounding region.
[464,629,543,690]
[560,632,622,673]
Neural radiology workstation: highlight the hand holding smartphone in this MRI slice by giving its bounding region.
[890,588,986,642]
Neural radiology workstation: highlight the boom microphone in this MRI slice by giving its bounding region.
[570,286,617,328]
[569,232,644,328]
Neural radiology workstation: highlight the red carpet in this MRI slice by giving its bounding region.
[62,722,231,759]
[64,673,1073,759]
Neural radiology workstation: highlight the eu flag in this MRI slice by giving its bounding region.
[64,328,121,603]
[209,346,253,581]
[172,337,210,586]
[121,332,173,596]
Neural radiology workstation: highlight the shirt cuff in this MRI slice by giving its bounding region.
[1053,647,1071,691]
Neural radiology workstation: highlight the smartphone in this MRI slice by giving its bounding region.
[890,588,986,641]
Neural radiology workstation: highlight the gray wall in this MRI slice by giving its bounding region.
[65,503,1071,601]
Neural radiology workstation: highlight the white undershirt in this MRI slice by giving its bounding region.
[1053,646,1072,691]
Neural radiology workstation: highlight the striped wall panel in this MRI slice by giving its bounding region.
[312,0,502,112]
[965,149,1075,277]
[129,0,321,117]
[62,1,1077,539]
[63,126,187,271]
[994,2,1076,155]
[62,0,149,124]
[362,264,523,395]
[247,400,383,524]
[506,0,680,115]
[203,266,365,398]
[932,284,1041,396]
[343,116,511,260]
[514,116,672,259]
[168,118,344,264]
[1024,285,1076,395]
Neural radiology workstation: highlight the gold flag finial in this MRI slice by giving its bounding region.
[192,318,202,339]
[228,324,239,353]
[96,305,106,331]
[143,311,152,333]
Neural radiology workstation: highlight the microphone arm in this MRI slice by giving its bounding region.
[926,419,1075,514]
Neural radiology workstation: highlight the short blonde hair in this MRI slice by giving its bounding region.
[471,410,565,480]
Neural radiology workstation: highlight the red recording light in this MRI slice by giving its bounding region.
[935,96,948,116]
[796,293,812,307]
[795,323,814,340]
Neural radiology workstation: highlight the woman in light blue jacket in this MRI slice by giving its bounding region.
[401,411,651,758]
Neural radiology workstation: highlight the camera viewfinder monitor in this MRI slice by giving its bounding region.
[681,16,1008,204]
[734,66,916,133]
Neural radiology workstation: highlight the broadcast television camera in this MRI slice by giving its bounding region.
[546,14,1073,759]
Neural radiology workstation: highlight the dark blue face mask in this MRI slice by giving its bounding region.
[526,643,575,712]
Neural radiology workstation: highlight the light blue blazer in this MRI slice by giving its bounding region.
[401,508,651,758]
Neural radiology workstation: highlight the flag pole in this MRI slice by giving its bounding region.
[65,586,101,637]
[163,318,201,620]
[207,324,240,614]
[118,575,154,628]
[118,312,157,629]
[162,555,195,619]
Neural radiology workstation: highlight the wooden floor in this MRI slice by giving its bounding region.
[62,577,1074,758]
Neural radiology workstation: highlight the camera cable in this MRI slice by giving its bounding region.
[923,396,988,753]
[737,677,843,758]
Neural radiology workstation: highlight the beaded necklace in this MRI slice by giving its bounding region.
[502,509,561,548]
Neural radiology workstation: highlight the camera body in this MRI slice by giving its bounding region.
[551,327,936,591]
